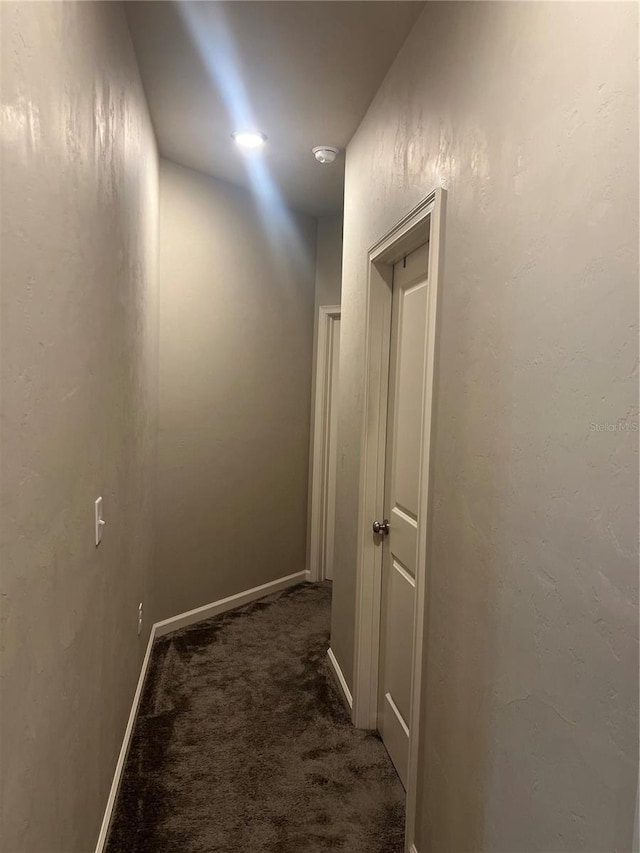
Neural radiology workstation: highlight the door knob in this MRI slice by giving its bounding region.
[372,519,390,535]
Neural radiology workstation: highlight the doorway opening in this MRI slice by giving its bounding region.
[309,305,342,582]
[351,189,447,852]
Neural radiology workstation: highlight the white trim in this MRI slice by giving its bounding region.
[633,768,639,853]
[308,304,342,582]
[94,624,156,853]
[405,188,446,853]
[95,569,311,851]
[385,691,410,738]
[410,846,419,853]
[327,647,353,709]
[154,571,310,637]
[350,188,447,853]
[351,254,393,730]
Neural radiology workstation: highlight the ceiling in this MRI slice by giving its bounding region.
[126,1,424,216]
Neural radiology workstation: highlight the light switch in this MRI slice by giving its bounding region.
[95,497,105,546]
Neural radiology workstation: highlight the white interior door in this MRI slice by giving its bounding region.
[324,316,340,580]
[377,241,429,788]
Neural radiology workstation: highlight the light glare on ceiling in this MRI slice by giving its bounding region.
[232,130,267,149]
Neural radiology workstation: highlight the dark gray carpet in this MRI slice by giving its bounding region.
[106,582,405,852]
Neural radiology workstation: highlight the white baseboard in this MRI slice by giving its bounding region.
[154,570,310,637]
[633,769,639,853]
[327,647,353,709]
[95,569,311,851]
[94,623,156,853]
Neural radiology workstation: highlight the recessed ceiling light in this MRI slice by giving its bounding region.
[232,130,267,150]
[312,146,339,164]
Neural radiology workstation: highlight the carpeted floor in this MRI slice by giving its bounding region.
[106,582,405,852]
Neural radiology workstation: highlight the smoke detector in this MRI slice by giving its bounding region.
[312,146,339,164]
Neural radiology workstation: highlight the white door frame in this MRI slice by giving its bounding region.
[351,188,446,852]
[309,304,342,582]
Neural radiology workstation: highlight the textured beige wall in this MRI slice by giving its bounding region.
[157,159,317,619]
[332,2,638,850]
[0,3,159,852]
[314,215,343,311]
[306,214,343,572]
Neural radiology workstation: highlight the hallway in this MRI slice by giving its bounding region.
[1,1,638,851]
[106,584,404,853]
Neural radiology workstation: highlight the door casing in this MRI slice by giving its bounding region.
[351,188,446,852]
[309,304,342,582]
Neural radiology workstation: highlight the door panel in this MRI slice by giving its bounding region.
[385,560,415,720]
[392,281,429,524]
[378,240,429,788]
